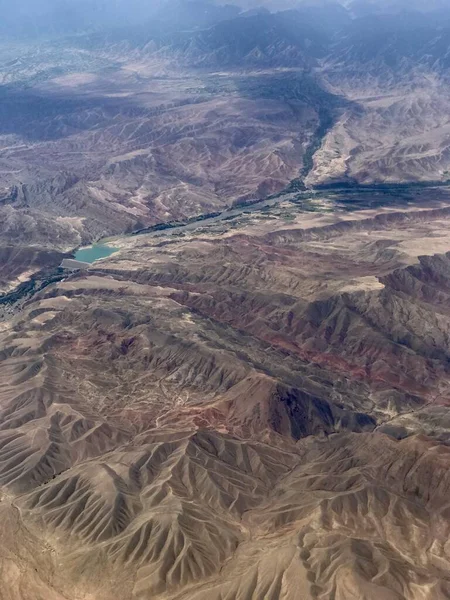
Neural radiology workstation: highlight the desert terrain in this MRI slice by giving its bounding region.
[2,188,450,598]
[1,3,450,290]
[2,1,450,598]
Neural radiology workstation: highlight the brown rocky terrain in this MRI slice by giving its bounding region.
[2,197,450,598]
[2,3,450,289]
[0,53,332,263]
[308,10,450,186]
[3,2,450,598]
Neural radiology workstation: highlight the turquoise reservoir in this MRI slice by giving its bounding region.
[74,244,118,264]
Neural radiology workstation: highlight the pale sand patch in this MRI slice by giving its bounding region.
[51,72,98,87]
[398,231,450,260]
[55,216,84,228]
[32,311,57,325]
[106,149,149,167]
[340,276,385,293]
[56,276,175,298]
[2,269,36,293]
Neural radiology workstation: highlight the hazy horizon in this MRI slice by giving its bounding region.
[1,0,448,38]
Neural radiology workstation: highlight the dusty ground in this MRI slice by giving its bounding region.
[2,200,450,599]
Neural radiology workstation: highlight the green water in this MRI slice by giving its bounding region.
[74,244,118,264]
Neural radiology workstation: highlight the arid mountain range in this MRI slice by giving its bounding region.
[2,1,450,599]
[2,1,450,278]
[3,188,450,599]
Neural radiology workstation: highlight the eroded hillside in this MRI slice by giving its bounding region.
[3,2,450,598]
[2,3,450,291]
[2,193,450,598]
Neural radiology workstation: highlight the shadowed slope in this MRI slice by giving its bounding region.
[1,198,450,597]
